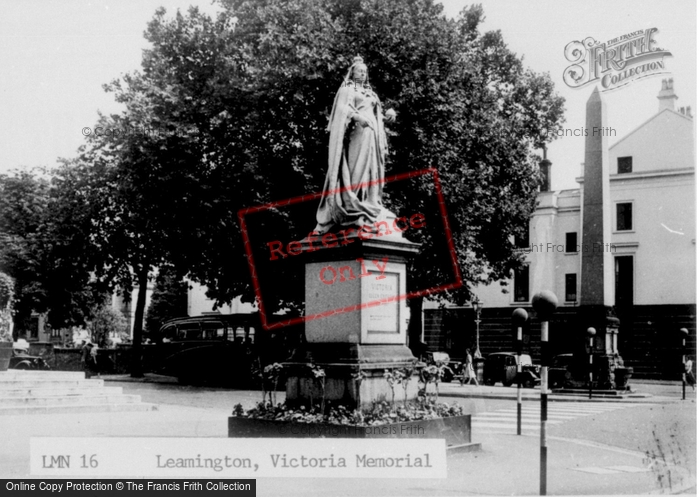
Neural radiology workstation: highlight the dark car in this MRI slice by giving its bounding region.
[483,352,540,388]
[154,314,298,387]
[549,353,574,389]
[10,349,51,370]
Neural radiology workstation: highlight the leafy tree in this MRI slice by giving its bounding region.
[0,167,107,334]
[145,267,188,335]
[107,0,564,304]
[70,0,564,361]
[0,169,52,332]
[88,303,128,347]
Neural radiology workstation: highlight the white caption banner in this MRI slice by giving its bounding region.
[31,437,447,478]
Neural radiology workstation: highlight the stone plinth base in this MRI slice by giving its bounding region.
[570,306,626,389]
[284,344,422,409]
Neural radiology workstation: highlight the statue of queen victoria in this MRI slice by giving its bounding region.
[313,56,397,235]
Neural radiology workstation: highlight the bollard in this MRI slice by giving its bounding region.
[681,328,688,400]
[513,308,529,436]
[587,327,596,400]
[532,291,558,496]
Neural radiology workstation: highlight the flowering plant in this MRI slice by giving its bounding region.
[232,399,463,426]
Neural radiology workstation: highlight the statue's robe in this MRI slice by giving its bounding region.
[314,81,389,234]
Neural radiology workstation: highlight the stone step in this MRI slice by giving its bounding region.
[0,386,124,398]
[0,370,157,416]
[0,370,86,380]
[0,394,144,407]
[0,403,159,416]
[0,379,105,389]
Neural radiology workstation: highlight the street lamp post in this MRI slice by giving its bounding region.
[532,290,558,496]
[472,298,483,359]
[513,308,529,436]
[587,328,596,400]
[681,328,689,400]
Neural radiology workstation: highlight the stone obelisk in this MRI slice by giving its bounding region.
[576,88,621,390]
[580,88,614,307]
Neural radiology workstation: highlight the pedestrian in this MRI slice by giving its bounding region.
[685,357,695,391]
[463,350,478,386]
[80,340,93,378]
[81,341,99,379]
[90,342,100,377]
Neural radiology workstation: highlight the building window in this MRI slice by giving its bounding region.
[514,266,529,302]
[565,274,577,302]
[616,202,633,231]
[565,232,578,253]
[617,156,633,174]
[615,256,634,307]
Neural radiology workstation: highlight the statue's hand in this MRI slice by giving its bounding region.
[384,108,397,123]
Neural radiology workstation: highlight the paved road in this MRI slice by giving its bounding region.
[3,374,691,495]
[105,377,695,495]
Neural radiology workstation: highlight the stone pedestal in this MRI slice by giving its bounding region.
[576,305,622,389]
[285,234,422,409]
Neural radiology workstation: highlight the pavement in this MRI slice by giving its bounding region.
[0,374,694,495]
[438,380,681,404]
[100,372,691,403]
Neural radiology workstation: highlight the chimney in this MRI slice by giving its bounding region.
[657,78,678,112]
[539,146,551,192]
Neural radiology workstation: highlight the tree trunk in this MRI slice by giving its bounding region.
[130,265,149,378]
[408,295,424,355]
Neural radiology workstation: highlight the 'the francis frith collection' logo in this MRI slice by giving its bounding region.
[563,28,672,91]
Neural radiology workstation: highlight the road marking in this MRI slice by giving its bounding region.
[573,467,626,474]
[479,411,579,420]
[608,465,650,473]
[471,422,540,430]
[471,402,639,435]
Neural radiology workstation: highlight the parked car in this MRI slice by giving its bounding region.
[549,353,574,389]
[483,352,540,388]
[10,349,51,370]
[153,314,300,387]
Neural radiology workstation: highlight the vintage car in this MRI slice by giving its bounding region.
[154,314,299,387]
[549,353,574,389]
[10,349,51,370]
[483,352,540,388]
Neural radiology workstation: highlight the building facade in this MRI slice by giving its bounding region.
[424,80,696,379]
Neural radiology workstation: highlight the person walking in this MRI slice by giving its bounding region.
[463,350,479,386]
[685,357,696,391]
[80,340,93,379]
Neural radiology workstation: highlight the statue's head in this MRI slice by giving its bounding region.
[345,55,369,86]
[352,63,367,83]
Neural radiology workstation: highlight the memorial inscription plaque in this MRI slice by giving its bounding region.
[365,272,400,334]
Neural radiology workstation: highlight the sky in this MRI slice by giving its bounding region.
[0,0,696,191]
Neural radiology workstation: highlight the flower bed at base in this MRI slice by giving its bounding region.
[229,401,476,448]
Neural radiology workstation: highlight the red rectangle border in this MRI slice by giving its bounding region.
[238,167,462,330]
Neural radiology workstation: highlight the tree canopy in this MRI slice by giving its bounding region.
[97,0,564,310]
[4,0,565,349]
[0,168,107,333]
